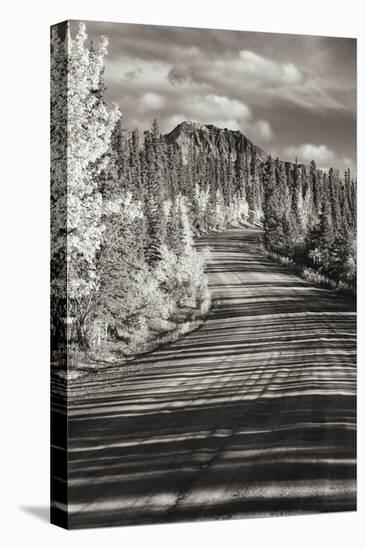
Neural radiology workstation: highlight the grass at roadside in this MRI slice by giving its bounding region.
[53,285,211,380]
[259,245,355,296]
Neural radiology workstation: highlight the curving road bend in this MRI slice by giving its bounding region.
[65,228,356,528]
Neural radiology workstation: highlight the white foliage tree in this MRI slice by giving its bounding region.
[51,22,120,344]
[227,192,249,226]
[178,195,194,252]
[193,183,210,233]
[214,188,226,230]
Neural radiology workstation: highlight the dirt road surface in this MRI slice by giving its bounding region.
[63,229,356,528]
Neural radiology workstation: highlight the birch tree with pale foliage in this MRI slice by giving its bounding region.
[51,22,120,343]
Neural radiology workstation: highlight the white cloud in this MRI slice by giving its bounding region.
[187,94,251,120]
[164,48,352,114]
[284,144,336,165]
[160,95,252,133]
[186,50,305,104]
[140,92,165,110]
[238,51,302,85]
[283,147,356,176]
[107,57,174,92]
[252,120,273,142]
[282,63,303,84]
[341,157,356,177]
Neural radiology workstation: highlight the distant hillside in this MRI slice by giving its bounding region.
[165,120,266,163]
[165,120,306,171]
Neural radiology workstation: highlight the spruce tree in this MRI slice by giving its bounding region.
[142,126,166,266]
[263,156,281,251]
[129,129,143,200]
[328,168,342,236]
[308,190,335,274]
[310,160,321,222]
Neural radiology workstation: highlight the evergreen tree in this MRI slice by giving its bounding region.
[328,168,342,236]
[310,160,321,222]
[263,156,282,251]
[51,22,120,346]
[307,195,335,274]
[129,129,143,200]
[142,125,166,266]
[235,153,247,199]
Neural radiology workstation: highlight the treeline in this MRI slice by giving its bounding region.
[112,114,356,290]
[263,158,356,288]
[104,120,260,235]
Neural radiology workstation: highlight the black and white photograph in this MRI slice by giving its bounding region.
[50,19,356,530]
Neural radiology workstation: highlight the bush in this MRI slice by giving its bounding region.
[156,245,210,311]
[84,236,211,359]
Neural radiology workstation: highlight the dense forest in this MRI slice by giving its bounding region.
[262,157,356,287]
[51,23,356,358]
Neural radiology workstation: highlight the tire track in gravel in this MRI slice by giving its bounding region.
[60,228,356,528]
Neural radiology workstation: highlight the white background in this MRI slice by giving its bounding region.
[0,0,364,548]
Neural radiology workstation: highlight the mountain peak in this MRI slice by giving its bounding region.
[165,120,267,163]
[173,120,210,133]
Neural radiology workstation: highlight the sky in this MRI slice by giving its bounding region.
[71,20,357,175]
